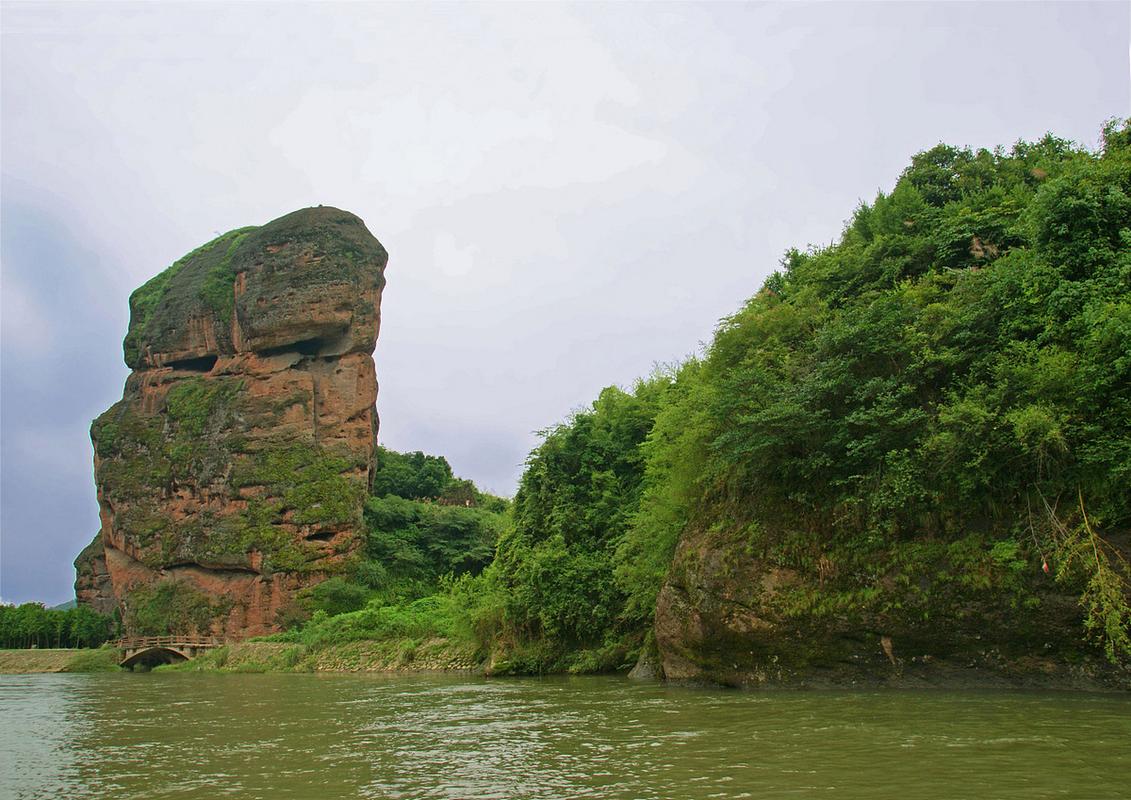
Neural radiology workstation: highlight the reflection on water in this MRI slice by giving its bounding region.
[1,672,1128,799]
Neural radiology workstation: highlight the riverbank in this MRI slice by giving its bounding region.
[0,639,478,675]
[0,647,119,673]
[3,640,1126,690]
[161,637,482,674]
[157,640,1129,691]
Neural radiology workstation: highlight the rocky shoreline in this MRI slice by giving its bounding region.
[4,641,1126,690]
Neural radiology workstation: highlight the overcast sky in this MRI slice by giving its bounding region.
[2,1,1128,606]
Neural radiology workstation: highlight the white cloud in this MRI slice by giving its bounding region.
[433,231,478,279]
[0,278,54,357]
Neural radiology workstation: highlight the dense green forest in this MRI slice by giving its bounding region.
[277,120,1130,672]
[0,603,114,649]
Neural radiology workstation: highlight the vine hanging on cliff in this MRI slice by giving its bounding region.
[1036,489,1131,663]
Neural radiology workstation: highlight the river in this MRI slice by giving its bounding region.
[1,673,1128,799]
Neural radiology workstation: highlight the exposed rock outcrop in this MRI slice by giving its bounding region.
[77,207,387,638]
[74,533,116,616]
[654,522,1130,689]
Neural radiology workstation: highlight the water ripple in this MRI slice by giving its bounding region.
[1,674,1129,799]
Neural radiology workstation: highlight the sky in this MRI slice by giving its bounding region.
[2,1,1128,606]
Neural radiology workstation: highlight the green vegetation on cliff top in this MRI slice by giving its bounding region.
[122,207,387,367]
[123,227,255,366]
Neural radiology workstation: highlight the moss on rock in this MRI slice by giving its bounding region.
[83,207,387,638]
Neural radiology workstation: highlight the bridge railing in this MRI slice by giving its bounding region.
[114,636,225,650]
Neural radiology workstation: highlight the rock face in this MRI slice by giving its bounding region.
[74,534,116,616]
[76,207,387,638]
[654,523,1129,689]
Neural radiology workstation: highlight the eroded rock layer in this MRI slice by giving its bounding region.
[75,207,387,638]
[654,522,1126,689]
[74,533,116,616]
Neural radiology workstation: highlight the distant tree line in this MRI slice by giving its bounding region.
[0,603,115,649]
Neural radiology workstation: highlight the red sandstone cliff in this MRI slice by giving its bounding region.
[75,207,387,638]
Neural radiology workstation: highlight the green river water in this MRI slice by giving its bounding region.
[1,673,1128,799]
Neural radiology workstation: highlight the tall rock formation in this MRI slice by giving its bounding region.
[75,207,387,638]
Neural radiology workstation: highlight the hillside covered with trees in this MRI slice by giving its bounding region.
[256,121,1129,684]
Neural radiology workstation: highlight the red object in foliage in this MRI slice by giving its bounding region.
[1042,561,1050,574]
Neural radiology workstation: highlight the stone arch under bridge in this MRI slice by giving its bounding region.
[116,637,223,669]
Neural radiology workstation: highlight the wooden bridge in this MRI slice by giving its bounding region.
[115,636,224,669]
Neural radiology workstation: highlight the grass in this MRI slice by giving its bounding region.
[61,646,122,672]
[0,646,121,673]
[154,638,481,674]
